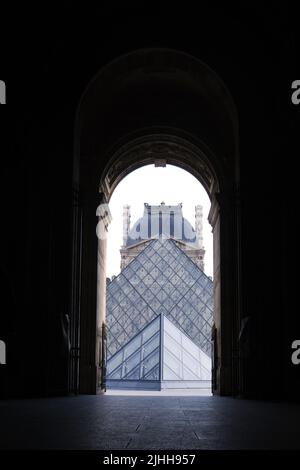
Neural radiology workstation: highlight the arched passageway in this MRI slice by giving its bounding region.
[71,48,241,396]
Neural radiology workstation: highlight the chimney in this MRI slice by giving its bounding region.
[195,205,204,248]
[122,205,131,246]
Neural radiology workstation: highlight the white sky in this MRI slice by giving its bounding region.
[107,165,213,279]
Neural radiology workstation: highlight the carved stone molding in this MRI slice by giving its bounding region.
[100,132,218,202]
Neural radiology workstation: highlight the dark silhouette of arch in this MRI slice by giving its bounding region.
[72,48,241,396]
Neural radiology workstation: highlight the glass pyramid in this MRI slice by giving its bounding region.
[106,238,213,360]
[106,314,211,390]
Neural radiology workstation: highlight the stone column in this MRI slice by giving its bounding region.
[96,202,112,393]
[195,205,204,248]
[208,195,222,394]
[209,187,242,397]
[122,204,131,246]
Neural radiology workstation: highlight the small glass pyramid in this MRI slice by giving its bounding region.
[106,313,211,390]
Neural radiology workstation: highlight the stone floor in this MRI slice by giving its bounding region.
[0,394,300,450]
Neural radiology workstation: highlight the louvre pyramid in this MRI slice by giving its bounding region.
[106,314,211,390]
[106,238,213,360]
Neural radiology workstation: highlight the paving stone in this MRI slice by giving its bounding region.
[1,395,300,450]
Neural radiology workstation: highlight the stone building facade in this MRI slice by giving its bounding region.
[120,202,206,271]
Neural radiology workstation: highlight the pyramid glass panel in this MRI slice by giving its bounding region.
[106,316,160,382]
[163,316,211,382]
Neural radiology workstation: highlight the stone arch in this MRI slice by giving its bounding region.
[71,48,241,396]
[99,130,219,201]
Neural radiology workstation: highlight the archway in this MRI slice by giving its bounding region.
[105,163,213,394]
[71,48,241,396]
